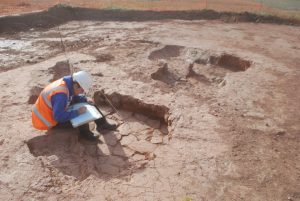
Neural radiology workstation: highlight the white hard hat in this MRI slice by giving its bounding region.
[72,71,93,93]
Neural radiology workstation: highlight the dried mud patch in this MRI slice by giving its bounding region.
[94,90,171,144]
[26,129,133,180]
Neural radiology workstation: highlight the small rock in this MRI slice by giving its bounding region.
[131,154,145,162]
[276,131,286,136]
[218,79,226,87]
[135,128,153,141]
[118,123,131,136]
[47,155,58,162]
[145,152,156,160]
[151,129,163,144]
[242,111,265,119]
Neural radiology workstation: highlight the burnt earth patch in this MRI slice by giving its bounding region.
[148,45,183,60]
[48,61,71,82]
[27,86,44,104]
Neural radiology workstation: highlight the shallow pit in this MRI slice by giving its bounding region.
[48,61,71,82]
[150,62,179,85]
[195,53,251,72]
[148,45,183,60]
[27,86,43,104]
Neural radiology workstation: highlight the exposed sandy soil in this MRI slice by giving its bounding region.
[0,7,300,201]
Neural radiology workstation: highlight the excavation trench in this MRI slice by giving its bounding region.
[94,91,170,125]
[195,53,252,72]
[27,89,171,179]
[0,5,299,34]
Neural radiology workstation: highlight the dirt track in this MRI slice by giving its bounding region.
[0,6,300,201]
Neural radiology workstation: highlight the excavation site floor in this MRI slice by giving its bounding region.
[0,9,300,201]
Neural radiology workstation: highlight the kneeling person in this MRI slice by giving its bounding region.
[32,70,117,141]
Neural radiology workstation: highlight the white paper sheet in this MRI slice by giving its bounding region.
[67,103,102,127]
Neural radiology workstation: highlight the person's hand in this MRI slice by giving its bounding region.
[87,97,94,104]
[77,106,87,115]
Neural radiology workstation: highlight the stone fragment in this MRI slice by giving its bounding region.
[118,123,131,136]
[145,152,156,160]
[242,111,265,119]
[151,129,163,144]
[135,128,153,140]
[130,121,151,132]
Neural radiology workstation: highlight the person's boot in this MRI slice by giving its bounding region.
[95,117,117,133]
[78,124,99,141]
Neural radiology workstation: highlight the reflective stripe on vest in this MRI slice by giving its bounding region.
[32,105,52,128]
[32,79,70,130]
[41,86,69,109]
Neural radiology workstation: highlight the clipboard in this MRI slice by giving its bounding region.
[67,103,102,127]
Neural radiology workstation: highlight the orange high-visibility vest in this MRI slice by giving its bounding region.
[32,78,69,130]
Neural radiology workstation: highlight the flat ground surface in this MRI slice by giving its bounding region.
[0,17,300,201]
